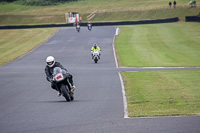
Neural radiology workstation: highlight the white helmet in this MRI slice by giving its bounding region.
[46,56,55,67]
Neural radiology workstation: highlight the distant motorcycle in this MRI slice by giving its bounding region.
[88,23,92,31]
[92,49,100,63]
[76,25,80,32]
[52,67,74,101]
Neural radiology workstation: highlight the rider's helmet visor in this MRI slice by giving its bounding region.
[47,61,54,65]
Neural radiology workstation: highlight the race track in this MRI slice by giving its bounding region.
[0,27,200,133]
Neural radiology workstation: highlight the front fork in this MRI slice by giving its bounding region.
[66,78,74,94]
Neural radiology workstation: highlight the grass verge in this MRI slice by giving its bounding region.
[115,22,200,67]
[121,70,200,117]
[115,22,200,117]
[0,28,58,65]
[0,0,199,25]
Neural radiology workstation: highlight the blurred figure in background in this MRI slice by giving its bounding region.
[173,1,176,8]
[169,1,172,9]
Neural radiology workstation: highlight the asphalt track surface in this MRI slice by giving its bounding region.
[0,27,200,133]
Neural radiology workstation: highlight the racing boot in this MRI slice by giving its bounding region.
[57,92,61,97]
[70,85,76,93]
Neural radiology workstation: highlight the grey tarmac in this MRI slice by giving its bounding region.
[0,27,199,133]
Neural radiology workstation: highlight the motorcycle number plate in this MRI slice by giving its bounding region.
[56,75,62,80]
[55,74,64,81]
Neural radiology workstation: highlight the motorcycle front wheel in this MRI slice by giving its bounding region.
[60,85,71,102]
[94,57,98,63]
[70,92,74,101]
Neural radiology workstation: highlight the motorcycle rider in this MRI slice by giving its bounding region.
[87,21,92,30]
[91,44,101,59]
[76,22,80,29]
[45,56,75,97]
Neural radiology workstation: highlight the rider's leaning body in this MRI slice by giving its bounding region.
[87,22,92,29]
[45,62,67,82]
[91,44,101,53]
[76,22,80,29]
[91,44,101,59]
[45,56,75,96]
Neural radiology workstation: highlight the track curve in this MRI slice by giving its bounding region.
[0,27,199,133]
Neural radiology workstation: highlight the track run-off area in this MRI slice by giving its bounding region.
[0,26,200,133]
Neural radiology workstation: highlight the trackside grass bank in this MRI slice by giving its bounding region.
[115,22,200,117]
[0,28,58,65]
[0,0,199,25]
[115,22,200,67]
[121,70,200,117]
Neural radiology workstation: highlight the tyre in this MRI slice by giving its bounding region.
[60,85,71,102]
[94,57,98,63]
[70,92,74,101]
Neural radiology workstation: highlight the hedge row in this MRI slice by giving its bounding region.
[0,17,179,30]
[0,0,78,6]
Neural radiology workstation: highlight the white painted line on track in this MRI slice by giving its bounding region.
[116,28,120,35]
[113,27,129,118]
[118,72,129,118]
[113,27,119,68]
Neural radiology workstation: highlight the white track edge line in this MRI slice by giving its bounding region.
[112,27,118,68]
[113,27,200,119]
[113,27,129,118]
[118,72,129,118]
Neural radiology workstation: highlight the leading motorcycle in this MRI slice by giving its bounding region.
[52,67,74,102]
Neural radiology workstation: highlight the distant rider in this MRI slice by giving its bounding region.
[91,44,101,59]
[76,22,80,29]
[45,56,75,96]
[87,22,92,30]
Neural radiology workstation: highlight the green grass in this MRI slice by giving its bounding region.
[115,22,200,67]
[0,0,199,25]
[116,22,200,117]
[92,8,200,22]
[0,28,58,65]
[121,70,200,117]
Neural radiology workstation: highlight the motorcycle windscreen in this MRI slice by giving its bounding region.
[53,67,62,75]
[53,67,65,82]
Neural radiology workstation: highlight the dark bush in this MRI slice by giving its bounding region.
[0,0,17,2]
[16,0,79,6]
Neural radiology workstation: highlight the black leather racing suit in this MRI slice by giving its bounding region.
[87,23,92,30]
[45,62,74,91]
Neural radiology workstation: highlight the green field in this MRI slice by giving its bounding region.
[0,28,58,65]
[116,22,200,117]
[115,22,200,67]
[0,0,199,25]
[121,70,200,117]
